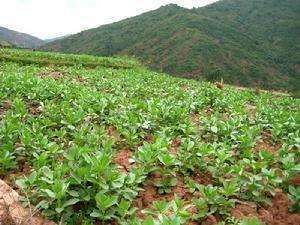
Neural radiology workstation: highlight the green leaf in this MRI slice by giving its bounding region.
[95,192,118,210]
[90,210,101,218]
[292,164,300,172]
[240,217,263,225]
[158,153,175,166]
[68,190,79,197]
[62,198,80,208]
[15,179,26,189]
[142,216,155,225]
[117,199,131,217]
[211,126,218,133]
[35,200,49,210]
[41,166,53,180]
[42,189,56,198]
[55,207,64,213]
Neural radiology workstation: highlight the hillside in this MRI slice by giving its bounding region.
[44,34,72,43]
[0,38,11,47]
[0,48,299,225]
[0,26,44,48]
[41,0,300,91]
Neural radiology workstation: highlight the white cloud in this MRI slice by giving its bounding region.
[0,0,219,39]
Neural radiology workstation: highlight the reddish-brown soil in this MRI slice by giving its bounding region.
[267,192,300,225]
[107,126,121,141]
[113,148,133,172]
[204,108,214,116]
[202,215,218,225]
[0,100,12,119]
[190,113,200,125]
[95,220,117,225]
[193,171,213,185]
[245,103,257,117]
[214,82,224,90]
[187,222,200,225]
[134,173,191,219]
[0,142,32,187]
[171,176,187,199]
[289,174,300,186]
[231,202,257,219]
[27,102,43,116]
[169,137,181,155]
[37,71,63,80]
[144,133,154,143]
[254,140,281,154]
[2,100,12,110]
[0,180,55,225]
[254,131,281,154]
[231,191,300,225]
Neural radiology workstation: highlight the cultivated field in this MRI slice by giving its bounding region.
[0,48,299,225]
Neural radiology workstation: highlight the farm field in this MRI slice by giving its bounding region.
[0,48,299,225]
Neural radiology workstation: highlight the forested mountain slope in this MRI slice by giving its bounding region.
[0,26,44,48]
[41,0,300,91]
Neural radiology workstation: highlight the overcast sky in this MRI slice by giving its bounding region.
[1,0,219,39]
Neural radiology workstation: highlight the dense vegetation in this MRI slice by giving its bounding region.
[41,0,300,91]
[44,35,72,43]
[0,38,11,47]
[0,48,299,225]
[0,26,44,48]
[0,48,139,69]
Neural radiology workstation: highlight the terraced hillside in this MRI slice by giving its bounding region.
[0,48,299,225]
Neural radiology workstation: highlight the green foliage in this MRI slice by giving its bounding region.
[0,49,299,224]
[0,38,12,48]
[0,48,140,69]
[41,0,300,91]
[240,217,264,225]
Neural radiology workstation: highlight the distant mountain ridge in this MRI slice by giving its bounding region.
[44,34,71,43]
[0,26,44,48]
[42,0,300,91]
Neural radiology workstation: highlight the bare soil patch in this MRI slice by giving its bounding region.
[245,103,257,117]
[215,82,224,90]
[204,108,214,117]
[0,179,55,225]
[144,133,154,144]
[190,113,200,125]
[107,126,121,141]
[0,100,12,119]
[27,102,43,116]
[254,131,281,154]
[134,173,191,219]
[169,137,181,155]
[37,71,63,80]
[2,100,12,110]
[231,191,300,225]
[192,171,213,186]
[231,202,257,219]
[202,215,218,225]
[113,148,133,173]
[289,174,300,186]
